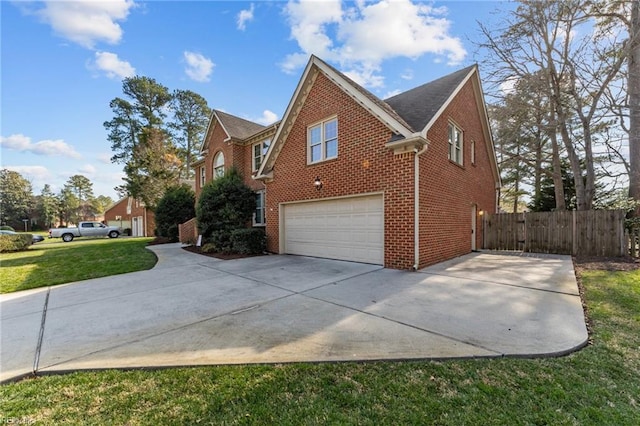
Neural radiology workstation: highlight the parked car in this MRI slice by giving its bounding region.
[48,221,121,242]
[0,229,45,244]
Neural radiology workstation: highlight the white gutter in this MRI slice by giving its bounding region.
[414,143,429,270]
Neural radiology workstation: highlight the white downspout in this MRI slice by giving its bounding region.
[414,144,429,270]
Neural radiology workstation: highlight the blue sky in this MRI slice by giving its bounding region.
[1,0,509,200]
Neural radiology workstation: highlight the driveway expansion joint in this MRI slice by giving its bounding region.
[32,288,50,375]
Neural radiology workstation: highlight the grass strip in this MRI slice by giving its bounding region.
[0,237,156,293]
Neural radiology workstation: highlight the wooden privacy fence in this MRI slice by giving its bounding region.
[630,226,640,257]
[483,210,629,257]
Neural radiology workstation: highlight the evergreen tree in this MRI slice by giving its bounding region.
[0,169,33,228]
[155,185,196,241]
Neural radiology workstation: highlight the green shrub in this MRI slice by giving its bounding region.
[207,231,234,254]
[0,234,32,252]
[231,228,266,255]
[200,243,217,253]
[155,185,196,242]
[196,168,256,239]
[0,225,16,231]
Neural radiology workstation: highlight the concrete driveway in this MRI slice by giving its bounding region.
[0,244,588,383]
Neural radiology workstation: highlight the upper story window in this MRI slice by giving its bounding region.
[448,122,463,165]
[213,151,225,178]
[200,166,206,187]
[308,117,338,164]
[253,139,271,172]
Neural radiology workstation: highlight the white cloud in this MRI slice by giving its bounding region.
[282,0,342,71]
[500,78,517,95]
[0,134,31,151]
[254,110,279,125]
[1,134,82,159]
[401,69,414,80]
[92,51,135,79]
[97,153,112,164]
[78,164,97,175]
[344,67,385,88]
[237,3,255,31]
[34,0,135,49]
[183,51,214,82]
[4,165,53,189]
[282,0,467,87]
[383,89,402,99]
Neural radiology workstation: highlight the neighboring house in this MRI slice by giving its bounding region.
[194,55,500,270]
[104,197,155,237]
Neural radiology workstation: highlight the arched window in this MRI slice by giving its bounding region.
[213,151,225,178]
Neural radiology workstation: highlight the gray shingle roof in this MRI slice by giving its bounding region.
[384,65,476,132]
[214,109,266,140]
[317,57,413,131]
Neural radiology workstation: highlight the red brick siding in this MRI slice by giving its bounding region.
[264,72,415,269]
[195,123,233,199]
[104,197,156,237]
[418,79,497,268]
[195,122,269,198]
[178,217,198,244]
[243,141,268,192]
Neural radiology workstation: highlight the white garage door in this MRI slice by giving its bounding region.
[283,195,384,265]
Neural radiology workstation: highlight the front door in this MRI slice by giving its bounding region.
[132,216,144,237]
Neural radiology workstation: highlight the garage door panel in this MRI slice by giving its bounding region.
[283,195,383,265]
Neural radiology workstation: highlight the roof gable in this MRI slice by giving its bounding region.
[198,110,267,155]
[249,55,498,187]
[214,109,266,140]
[257,55,416,177]
[385,65,476,133]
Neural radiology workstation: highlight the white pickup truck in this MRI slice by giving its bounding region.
[49,221,121,242]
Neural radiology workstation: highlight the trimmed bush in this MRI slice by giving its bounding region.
[200,243,217,254]
[231,228,266,255]
[155,185,196,242]
[196,168,256,239]
[208,231,234,254]
[0,226,16,231]
[0,234,32,252]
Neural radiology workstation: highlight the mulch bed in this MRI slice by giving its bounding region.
[573,255,640,272]
[146,237,264,260]
[181,244,265,260]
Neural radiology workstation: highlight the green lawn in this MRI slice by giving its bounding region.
[0,237,157,293]
[1,267,638,424]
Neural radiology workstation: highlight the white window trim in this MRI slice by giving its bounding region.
[253,190,266,226]
[448,122,463,166]
[307,116,338,164]
[213,151,225,178]
[200,166,206,187]
[252,139,271,172]
[471,140,476,165]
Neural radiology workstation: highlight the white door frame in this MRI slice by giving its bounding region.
[471,204,477,251]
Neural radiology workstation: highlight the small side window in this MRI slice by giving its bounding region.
[448,122,463,166]
[471,140,476,165]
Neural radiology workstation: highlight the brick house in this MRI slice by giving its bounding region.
[104,197,155,237]
[192,55,500,270]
